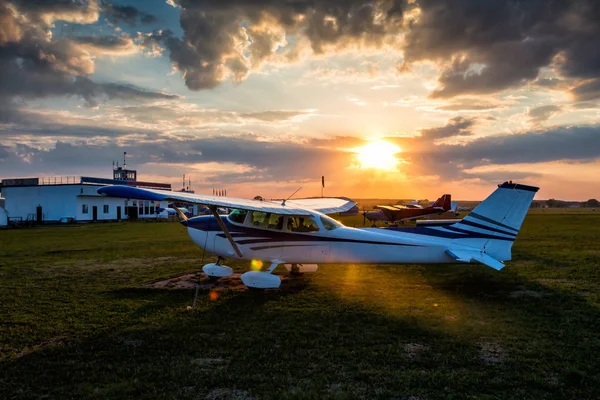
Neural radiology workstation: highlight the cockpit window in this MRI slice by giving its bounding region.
[287,216,319,232]
[250,211,269,227]
[228,209,248,224]
[267,214,284,230]
[245,211,284,230]
[320,215,342,230]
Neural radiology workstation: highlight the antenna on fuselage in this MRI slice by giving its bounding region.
[281,186,302,206]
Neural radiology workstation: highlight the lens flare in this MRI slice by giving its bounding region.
[251,259,263,271]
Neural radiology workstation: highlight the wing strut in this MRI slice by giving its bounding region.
[172,206,189,221]
[209,206,243,258]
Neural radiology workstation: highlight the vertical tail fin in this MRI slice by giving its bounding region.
[432,194,451,211]
[450,182,539,261]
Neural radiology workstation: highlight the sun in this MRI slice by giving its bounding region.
[355,140,401,170]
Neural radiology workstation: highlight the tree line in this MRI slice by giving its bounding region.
[530,199,600,208]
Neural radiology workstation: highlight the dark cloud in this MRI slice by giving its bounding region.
[7,0,600,102]
[0,135,357,184]
[425,125,600,173]
[401,0,600,97]
[0,113,153,138]
[153,0,407,89]
[532,77,571,90]
[571,79,600,102]
[0,1,178,118]
[381,124,600,184]
[418,116,476,139]
[146,0,600,97]
[527,105,562,123]
[3,123,600,186]
[110,104,312,126]
[572,101,600,110]
[102,2,157,26]
[435,98,504,111]
[428,39,561,98]
[70,35,137,54]
[10,0,101,23]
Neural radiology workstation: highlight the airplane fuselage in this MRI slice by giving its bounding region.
[183,215,474,265]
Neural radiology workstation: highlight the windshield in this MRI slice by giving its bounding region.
[320,215,343,230]
[228,209,248,224]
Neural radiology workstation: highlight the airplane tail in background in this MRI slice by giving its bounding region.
[448,182,539,263]
[432,194,451,211]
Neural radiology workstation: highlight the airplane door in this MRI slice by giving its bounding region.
[245,212,283,261]
[287,216,330,263]
[310,242,331,262]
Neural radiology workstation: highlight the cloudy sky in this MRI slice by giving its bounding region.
[1,0,600,200]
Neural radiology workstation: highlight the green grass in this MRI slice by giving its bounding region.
[1,214,600,399]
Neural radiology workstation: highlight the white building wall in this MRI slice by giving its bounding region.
[2,184,174,222]
[75,196,128,221]
[3,184,87,221]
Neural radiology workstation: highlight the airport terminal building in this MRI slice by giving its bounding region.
[0,166,173,225]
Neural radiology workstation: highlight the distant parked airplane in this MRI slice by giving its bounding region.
[363,194,455,225]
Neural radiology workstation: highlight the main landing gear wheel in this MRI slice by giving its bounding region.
[283,264,319,276]
[241,262,281,289]
[288,264,303,276]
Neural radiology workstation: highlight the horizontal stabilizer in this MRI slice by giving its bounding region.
[446,249,505,270]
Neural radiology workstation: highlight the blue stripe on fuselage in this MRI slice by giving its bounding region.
[384,225,514,242]
[185,215,422,247]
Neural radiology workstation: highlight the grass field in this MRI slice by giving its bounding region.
[1,212,600,399]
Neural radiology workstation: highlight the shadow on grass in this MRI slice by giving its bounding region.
[0,276,497,400]
[3,264,600,400]
[420,264,600,393]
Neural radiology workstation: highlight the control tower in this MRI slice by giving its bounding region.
[113,152,137,181]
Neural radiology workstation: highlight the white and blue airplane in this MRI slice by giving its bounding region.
[97,181,538,289]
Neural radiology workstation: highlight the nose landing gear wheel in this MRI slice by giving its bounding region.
[203,257,233,280]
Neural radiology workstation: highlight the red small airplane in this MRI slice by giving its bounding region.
[363,194,455,225]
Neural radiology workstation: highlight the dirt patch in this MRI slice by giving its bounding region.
[142,272,309,292]
[479,341,505,365]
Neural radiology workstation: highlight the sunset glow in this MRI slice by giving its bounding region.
[355,141,402,171]
[1,0,600,200]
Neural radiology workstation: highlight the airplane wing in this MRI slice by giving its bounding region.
[97,185,356,215]
[285,197,357,215]
[445,249,505,270]
[372,205,400,221]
